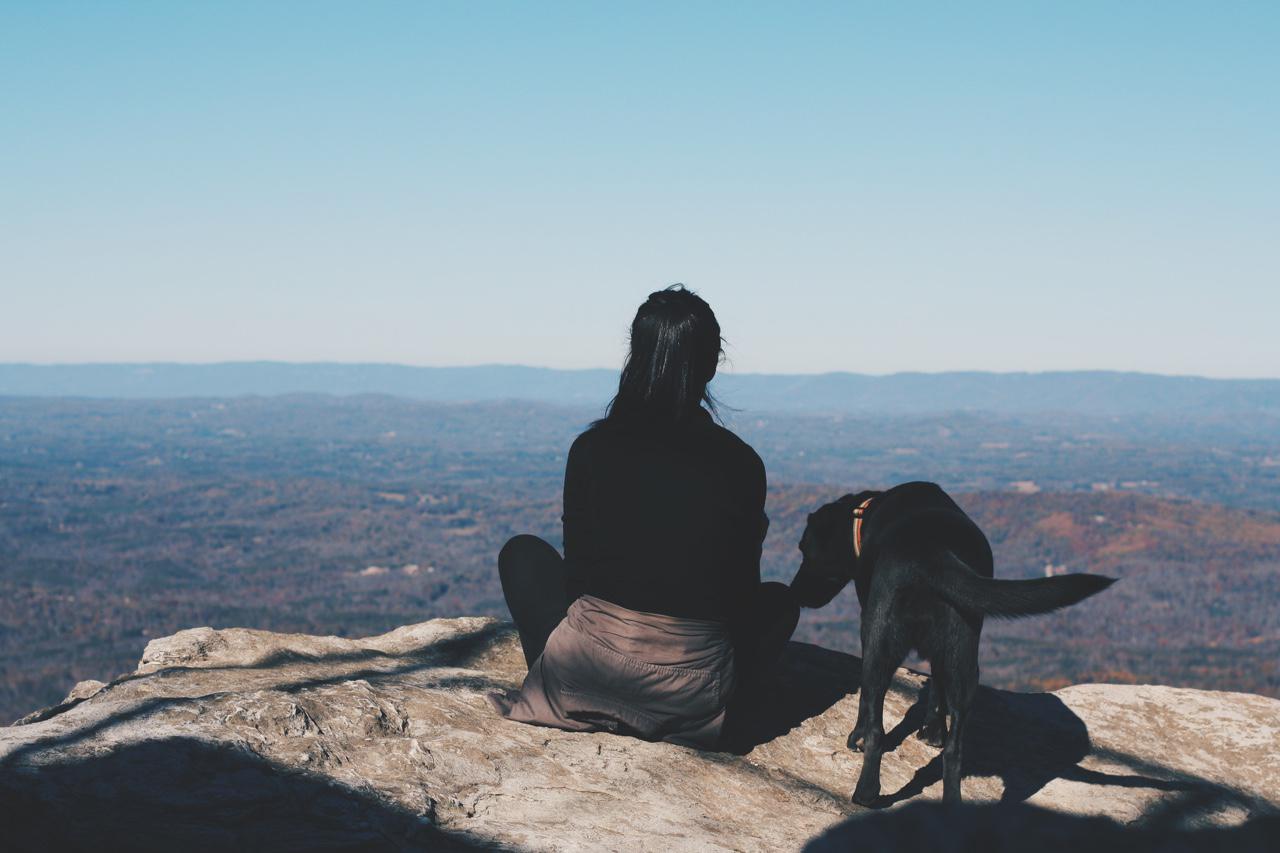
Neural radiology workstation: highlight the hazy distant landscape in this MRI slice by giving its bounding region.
[2,366,1279,722]
[6,362,1280,416]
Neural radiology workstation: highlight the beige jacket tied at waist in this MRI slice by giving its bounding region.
[492,594,737,749]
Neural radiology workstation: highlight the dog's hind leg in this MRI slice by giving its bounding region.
[938,639,978,803]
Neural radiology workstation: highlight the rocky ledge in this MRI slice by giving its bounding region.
[2,617,1278,851]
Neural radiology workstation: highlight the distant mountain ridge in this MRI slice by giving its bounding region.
[3,362,1280,416]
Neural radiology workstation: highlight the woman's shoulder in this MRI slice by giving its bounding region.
[569,419,634,457]
[702,418,765,476]
[568,423,606,455]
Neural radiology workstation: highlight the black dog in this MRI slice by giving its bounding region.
[790,482,1114,806]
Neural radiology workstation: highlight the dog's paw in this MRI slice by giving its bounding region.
[851,785,881,808]
[846,730,865,752]
[915,723,945,748]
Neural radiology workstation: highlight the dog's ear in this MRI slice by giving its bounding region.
[841,490,881,508]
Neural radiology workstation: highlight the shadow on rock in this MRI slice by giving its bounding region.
[720,640,863,754]
[720,642,1214,812]
[803,801,1280,853]
[881,686,1241,811]
[0,736,498,853]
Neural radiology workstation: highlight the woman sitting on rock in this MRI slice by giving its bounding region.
[489,284,799,749]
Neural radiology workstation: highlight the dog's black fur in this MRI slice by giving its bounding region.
[790,482,1115,806]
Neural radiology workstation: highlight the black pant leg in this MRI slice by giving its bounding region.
[498,534,571,668]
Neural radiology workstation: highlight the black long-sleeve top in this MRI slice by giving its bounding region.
[561,407,768,623]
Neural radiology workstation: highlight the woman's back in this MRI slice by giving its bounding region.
[564,408,767,622]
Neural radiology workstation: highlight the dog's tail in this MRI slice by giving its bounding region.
[921,551,1115,619]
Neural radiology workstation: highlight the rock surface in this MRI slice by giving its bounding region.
[2,617,1278,851]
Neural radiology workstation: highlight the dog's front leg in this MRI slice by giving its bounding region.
[850,631,897,806]
[846,684,869,752]
[916,677,947,748]
[850,675,887,806]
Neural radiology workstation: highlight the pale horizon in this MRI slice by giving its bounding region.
[3,359,1278,383]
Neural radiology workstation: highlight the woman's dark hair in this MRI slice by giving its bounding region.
[595,284,724,427]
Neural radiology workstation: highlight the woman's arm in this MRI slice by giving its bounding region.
[747,450,768,583]
[561,432,594,600]
[728,448,768,622]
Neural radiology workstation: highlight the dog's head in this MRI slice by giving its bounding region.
[790,490,878,608]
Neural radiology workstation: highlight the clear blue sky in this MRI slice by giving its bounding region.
[3,2,1276,377]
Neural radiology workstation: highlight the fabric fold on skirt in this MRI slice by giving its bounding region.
[490,594,736,749]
